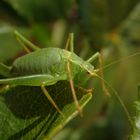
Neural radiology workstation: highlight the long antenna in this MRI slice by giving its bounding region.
[92,72,134,131]
[102,52,140,70]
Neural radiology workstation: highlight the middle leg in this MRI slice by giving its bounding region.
[66,61,83,117]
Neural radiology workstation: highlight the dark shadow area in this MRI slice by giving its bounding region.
[0,1,27,25]
[1,81,87,140]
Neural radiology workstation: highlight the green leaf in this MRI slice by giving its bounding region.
[0,81,92,140]
[120,1,140,47]
[77,0,139,48]
[0,23,21,63]
[129,85,140,140]
[4,0,72,21]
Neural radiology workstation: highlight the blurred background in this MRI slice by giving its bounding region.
[0,0,140,140]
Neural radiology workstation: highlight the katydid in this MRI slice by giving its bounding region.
[0,31,117,118]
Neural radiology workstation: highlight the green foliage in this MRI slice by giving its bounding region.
[77,0,139,49]
[120,1,140,47]
[0,0,140,139]
[130,100,140,140]
[0,23,21,63]
[129,86,140,140]
[3,0,73,21]
[0,81,92,140]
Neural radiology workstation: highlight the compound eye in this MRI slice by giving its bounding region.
[86,71,90,75]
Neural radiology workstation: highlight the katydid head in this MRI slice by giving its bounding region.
[74,61,96,86]
[79,60,111,97]
[82,61,94,74]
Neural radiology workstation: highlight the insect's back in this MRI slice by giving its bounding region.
[10,48,85,77]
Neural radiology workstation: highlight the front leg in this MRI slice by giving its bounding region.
[87,52,110,96]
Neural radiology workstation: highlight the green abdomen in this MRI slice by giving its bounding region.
[10,48,66,77]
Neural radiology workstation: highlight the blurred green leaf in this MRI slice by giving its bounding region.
[129,86,140,140]
[106,0,139,29]
[77,0,108,49]
[0,23,22,63]
[0,81,92,140]
[77,0,139,49]
[120,1,140,47]
[4,0,73,21]
[30,24,52,47]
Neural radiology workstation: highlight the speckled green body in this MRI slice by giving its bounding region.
[0,47,94,86]
[0,31,97,118]
[11,48,82,76]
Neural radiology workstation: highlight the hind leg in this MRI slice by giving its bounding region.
[41,84,65,118]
